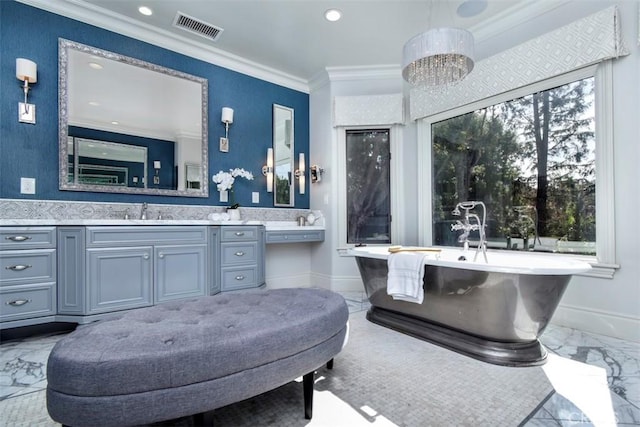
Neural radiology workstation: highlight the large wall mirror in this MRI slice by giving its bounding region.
[273,104,294,206]
[58,39,209,197]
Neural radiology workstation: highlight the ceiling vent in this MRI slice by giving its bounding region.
[173,12,223,42]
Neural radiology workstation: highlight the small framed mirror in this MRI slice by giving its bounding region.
[273,104,294,206]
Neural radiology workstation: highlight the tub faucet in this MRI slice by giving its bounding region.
[451,201,488,263]
[140,202,148,220]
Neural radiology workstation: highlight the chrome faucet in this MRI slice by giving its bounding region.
[140,202,148,220]
[451,201,488,263]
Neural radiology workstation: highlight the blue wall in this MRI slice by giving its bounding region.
[0,1,310,208]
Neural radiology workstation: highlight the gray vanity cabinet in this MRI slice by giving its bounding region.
[0,227,57,325]
[87,246,153,313]
[219,226,265,292]
[209,227,221,295]
[154,244,207,303]
[58,226,209,317]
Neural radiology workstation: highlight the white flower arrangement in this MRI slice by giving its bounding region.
[212,168,254,191]
[212,168,254,208]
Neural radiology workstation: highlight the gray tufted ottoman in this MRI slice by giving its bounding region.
[46,288,349,427]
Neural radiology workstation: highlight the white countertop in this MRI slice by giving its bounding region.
[0,219,325,231]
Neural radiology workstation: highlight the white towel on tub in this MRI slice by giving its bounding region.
[387,252,429,304]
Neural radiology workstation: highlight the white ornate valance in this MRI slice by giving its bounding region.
[333,93,404,127]
[410,6,628,121]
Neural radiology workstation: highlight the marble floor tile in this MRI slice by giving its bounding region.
[530,325,640,426]
[0,332,66,401]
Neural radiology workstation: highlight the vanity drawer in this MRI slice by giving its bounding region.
[87,226,207,247]
[0,227,56,250]
[266,230,325,244]
[0,249,56,286]
[221,242,258,266]
[220,226,260,242]
[221,266,258,291]
[0,284,56,322]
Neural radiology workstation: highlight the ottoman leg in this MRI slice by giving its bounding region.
[303,370,314,419]
[193,409,215,426]
[326,358,334,369]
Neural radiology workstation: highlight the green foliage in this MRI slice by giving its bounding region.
[433,77,596,250]
[346,130,391,244]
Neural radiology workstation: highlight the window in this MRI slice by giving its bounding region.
[431,76,596,255]
[345,129,391,244]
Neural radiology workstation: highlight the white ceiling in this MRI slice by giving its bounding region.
[23,0,574,91]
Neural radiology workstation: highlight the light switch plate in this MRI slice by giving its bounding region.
[252,192,259,203]
[219,190,228,202]
[20,177,36,194]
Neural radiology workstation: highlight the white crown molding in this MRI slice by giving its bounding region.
[308,70,331,93]
[326,65,402,82]
[17,0,310,93]
[469,0,573,42]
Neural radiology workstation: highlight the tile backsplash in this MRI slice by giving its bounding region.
[0,199,311,222]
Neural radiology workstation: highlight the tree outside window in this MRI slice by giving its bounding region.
[346,129,391,244]
[432,77,595,254]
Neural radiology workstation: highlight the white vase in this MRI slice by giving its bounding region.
[227,208,241,221]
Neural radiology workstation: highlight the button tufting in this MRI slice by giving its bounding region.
[163,338,174,345]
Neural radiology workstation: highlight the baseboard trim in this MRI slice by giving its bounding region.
[310,272,364,292]
[552,304,640,342]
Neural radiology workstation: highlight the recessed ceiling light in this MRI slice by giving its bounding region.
[324,9,342,22]
[88,101,100,106]
[138,6,153,16]
[88,62,103,70]
[457,0,487,18]
[111,121,119,125]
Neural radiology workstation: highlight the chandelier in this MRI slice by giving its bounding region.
[402,27,475,88]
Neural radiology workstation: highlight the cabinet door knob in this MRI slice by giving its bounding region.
[234,251,245,257]
[6,299,31,306]
[158,253,165,259]
[143,254,150,260]
[234,232,245,236]
[5,236,31,242]
[5,264,32,271]
[235,275,245,281]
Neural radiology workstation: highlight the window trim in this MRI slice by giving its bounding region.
[417,63,618,278]
[337,125,404,254]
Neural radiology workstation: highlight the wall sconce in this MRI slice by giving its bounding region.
[16,58,37,124]
[311,165,325,183]
[261,148,274,193]
[153,160,161,185]
[294,153,306,195]
[220,107,234,152]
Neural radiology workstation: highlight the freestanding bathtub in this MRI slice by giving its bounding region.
[351,246,592,366]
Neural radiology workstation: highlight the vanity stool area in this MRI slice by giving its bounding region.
[46,288,349,427]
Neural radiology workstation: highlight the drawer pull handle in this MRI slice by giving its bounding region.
[235,275,245,281]
[5,236,32,242]
[234,251,245,257]
[6,299,31,306]
[5,264,32,271]
[234,232,245,236]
